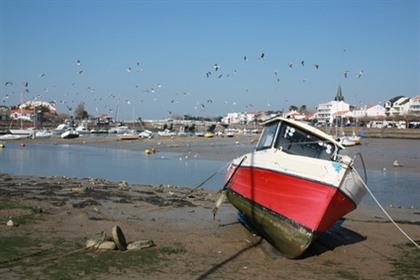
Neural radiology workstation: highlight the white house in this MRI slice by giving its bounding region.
[315,86,351,125]
[408,96,420,115]
[366,104,386,118]
[221,112,242,124]
[385,96,410,116]
[221,112,258,124]
[351,104,386,119]
[316,100,350,124]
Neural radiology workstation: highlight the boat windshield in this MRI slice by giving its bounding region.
[274,122,336,160]
[256,121,278,150]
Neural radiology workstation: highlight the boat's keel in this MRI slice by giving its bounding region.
[226,189,316,258]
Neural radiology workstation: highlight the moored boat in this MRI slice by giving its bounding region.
[61,129,79,139]
[119,133,139,140]
[224,117,366,258]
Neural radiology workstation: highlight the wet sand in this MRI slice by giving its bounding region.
[0,173,419,280]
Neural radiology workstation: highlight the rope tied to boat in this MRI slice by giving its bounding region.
[212,155,247,220]
[351,167,420,250]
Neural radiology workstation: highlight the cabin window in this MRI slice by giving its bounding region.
[275,122,336,160]
[256,122,278,150]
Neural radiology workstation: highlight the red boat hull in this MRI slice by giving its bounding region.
[228,166,356,233]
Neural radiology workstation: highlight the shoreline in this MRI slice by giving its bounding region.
[0,173,419,279]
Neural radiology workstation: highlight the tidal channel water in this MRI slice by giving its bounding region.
[0,143,419,208]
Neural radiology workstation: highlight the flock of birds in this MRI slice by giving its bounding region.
[2,50,365,119]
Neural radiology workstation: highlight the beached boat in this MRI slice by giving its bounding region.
[75,122,91,135]
[0,134,29,140]
[109,125,130,134]
[224,117,366,258]
[9,128,35,136]
[139,130,153,139]
[119,133,139,140]
[52,124,70,135]
[34,129,53,138]
[157,129,176,137]
[61,129,79,139]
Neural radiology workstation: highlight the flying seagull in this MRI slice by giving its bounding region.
[314,64,319,70]
[213,64,220,71]
[344,70,350,79]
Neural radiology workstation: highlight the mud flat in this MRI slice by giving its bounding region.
[0,173,419,280]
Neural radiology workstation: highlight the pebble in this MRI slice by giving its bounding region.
[86,239,99,249]
[127,240,155,250]
[98,241,116,250]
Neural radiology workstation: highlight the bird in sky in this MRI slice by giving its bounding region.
[243,56,247,61]
[40,73,46,78]
[213,64,220,71]
[301,60,305,67]
[314,64,319,70]
[260,52,265,59]
[76,59,81,66]
[356,70,364,78]
[344,70,350,78]
[288,62,293,69]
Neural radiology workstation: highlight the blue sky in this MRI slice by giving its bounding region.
[1,0,418,119]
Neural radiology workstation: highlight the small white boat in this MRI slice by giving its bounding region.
[53,124,70,135]
[119,133,139,140]
[61,130,79,139]
[0,134,29,140]
[75,124,91,135]
[9,128,35,136]
[338,136,357,147]
[109,126,130,134]
[158,129,176,137]
[139,130,153,138]
[34,130,53,138]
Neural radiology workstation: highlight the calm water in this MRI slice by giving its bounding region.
[0,143,419,208]
[0,143,226,189]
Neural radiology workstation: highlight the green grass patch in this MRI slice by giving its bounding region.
[0,230,187,280]
[0,202,42,225]
[335,270,363,280]
[390,240,420,280]
[43,243,186,280]
[0,235,42,264]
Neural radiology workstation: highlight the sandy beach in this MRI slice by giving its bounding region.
[0,136,419,279]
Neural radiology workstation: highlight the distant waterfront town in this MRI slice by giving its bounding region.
[1,86,420,133]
